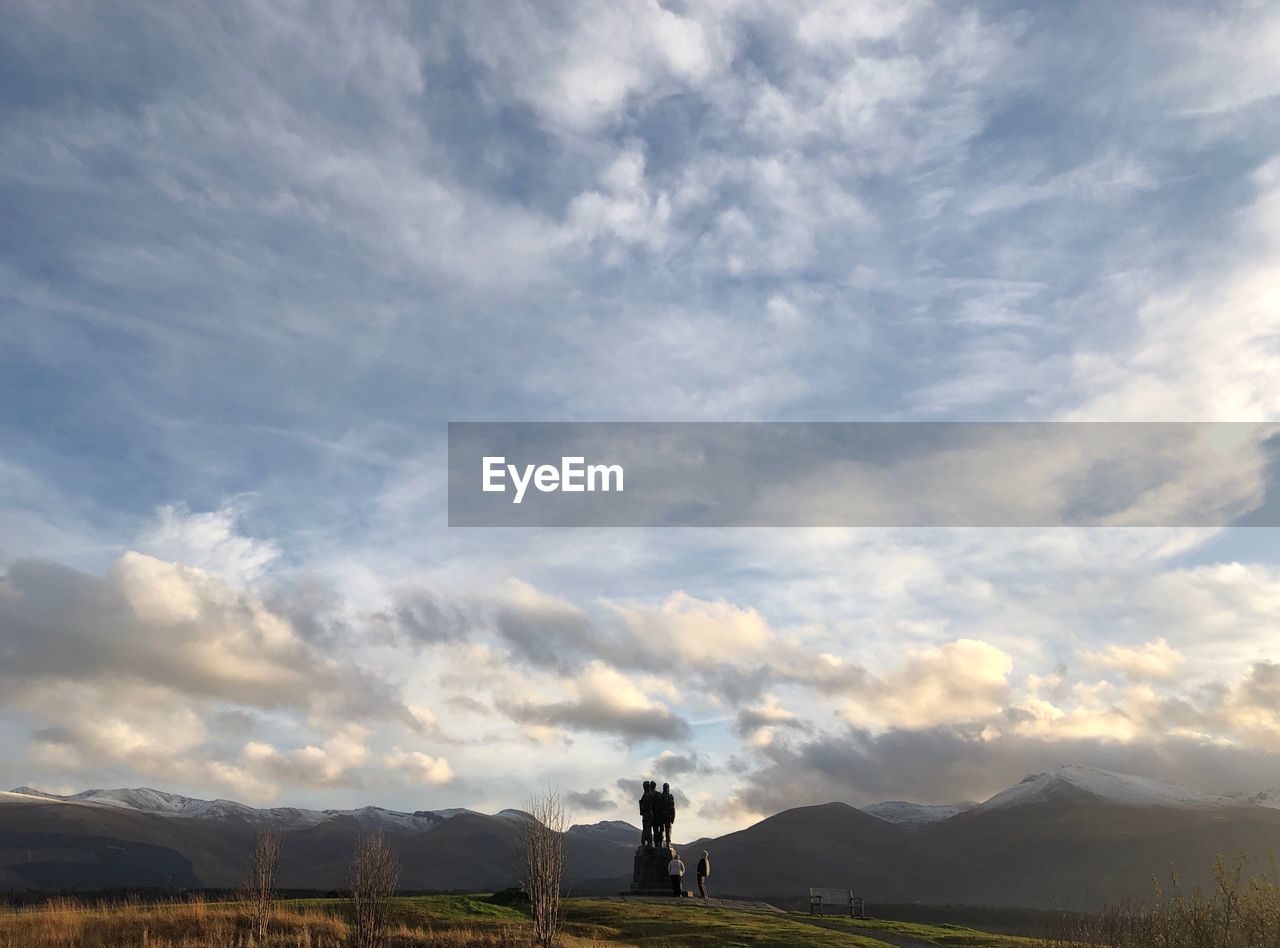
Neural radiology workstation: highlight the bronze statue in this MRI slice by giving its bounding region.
[657,781,675,848]
[639,780,656,847]
[636,779,678,848]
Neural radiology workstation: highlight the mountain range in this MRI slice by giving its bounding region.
[6,764,1280,909]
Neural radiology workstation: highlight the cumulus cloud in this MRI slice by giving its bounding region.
[722,649,1280,818]
[135,503,280,585]
[497,661,691,745]
[492,581,601,670]
[0,553,404,719]
[735,696,807,748]
[239,725,373,790]
[1220,661,1280,747]
[566,787,615,812]
[383,588,475,646]
[383,748,455,786]
[1082,638,1186,681]
[408,582,825,706]
[727,723,1280,819]
[0,545,465,801]
[28,687,209,777]
[651,749,715,778]
[839,639,1014,730]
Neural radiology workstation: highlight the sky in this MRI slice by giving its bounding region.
[2,0,1280,840]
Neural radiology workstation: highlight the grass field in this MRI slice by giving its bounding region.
[0,892,1037,946]
[802,913,1037,946]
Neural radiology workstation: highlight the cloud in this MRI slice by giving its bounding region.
[135,503,280,585]
[411,582,819,706]
[735,696,807,748]
[497,661,691,745]
[383,588,475,646]
[838,639,1014,730]
[458,0,718,132]
[0,553,405,720]
[492,581,600,670]
[1220,661,1280,748]
[723,645,1280,817]
[383,748,455,786]
[21,680,280,801]
[1082,638,1186,681]
[651,749,714,778]
[5,0,1280,838]
[0,544,469,801]
[566,787,615,812]
[239,725,372,790]
[727,724,1280,819]
[1066,164,1280,422]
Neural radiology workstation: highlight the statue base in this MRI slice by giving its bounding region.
[628,845,689,896]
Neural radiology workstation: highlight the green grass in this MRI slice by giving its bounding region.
[294,894,1040,946]
[396,894,530,920]
[794,912,1038,946]
[5,892,1038,946]
[566,898,887,946]
[262,894,891,944]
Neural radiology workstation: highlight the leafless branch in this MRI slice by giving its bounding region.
[240,827,283,942]
[518,788,572,948]
[347,832,401,948]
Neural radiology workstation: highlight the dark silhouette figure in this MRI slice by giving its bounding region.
[638,780,656,847]
[656,782,676,848]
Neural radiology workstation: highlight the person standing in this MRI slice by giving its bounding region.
[667,851,685,897]
[696,850,711,899]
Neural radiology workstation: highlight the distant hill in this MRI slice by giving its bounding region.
[7,765,1280,908]
[568,820,640,844]
[0,789,632,892]
[859,801,972,824]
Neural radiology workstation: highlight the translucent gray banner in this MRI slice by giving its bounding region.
[447,422,1280,527]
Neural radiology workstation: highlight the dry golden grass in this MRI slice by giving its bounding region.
[1042,854,1280,948]
[0,896,348,947]
[0,897,592,947]
[0,889,1024,947]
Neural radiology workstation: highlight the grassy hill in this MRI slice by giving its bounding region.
[0,893,1035,947]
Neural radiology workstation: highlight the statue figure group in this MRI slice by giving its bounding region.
[639,780,676,848]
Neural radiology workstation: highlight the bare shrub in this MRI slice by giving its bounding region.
[241,827,283,941]
[346,832,401,948]
[1042,853,1280,948]
[518,788,571,948]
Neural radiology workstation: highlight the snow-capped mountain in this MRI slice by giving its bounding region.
[1,785,637,894]
[567,819,640,843]
[973,764,1250,813]
[861,801,973,824]
[9,766,1280,904]
[1251,789,1280,809]
[9,786,478,830]
[860,766,1277,825]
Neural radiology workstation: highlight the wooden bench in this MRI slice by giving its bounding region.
[808,887,865,918]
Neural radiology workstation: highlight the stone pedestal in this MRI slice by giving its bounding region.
[628,845,689,896]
